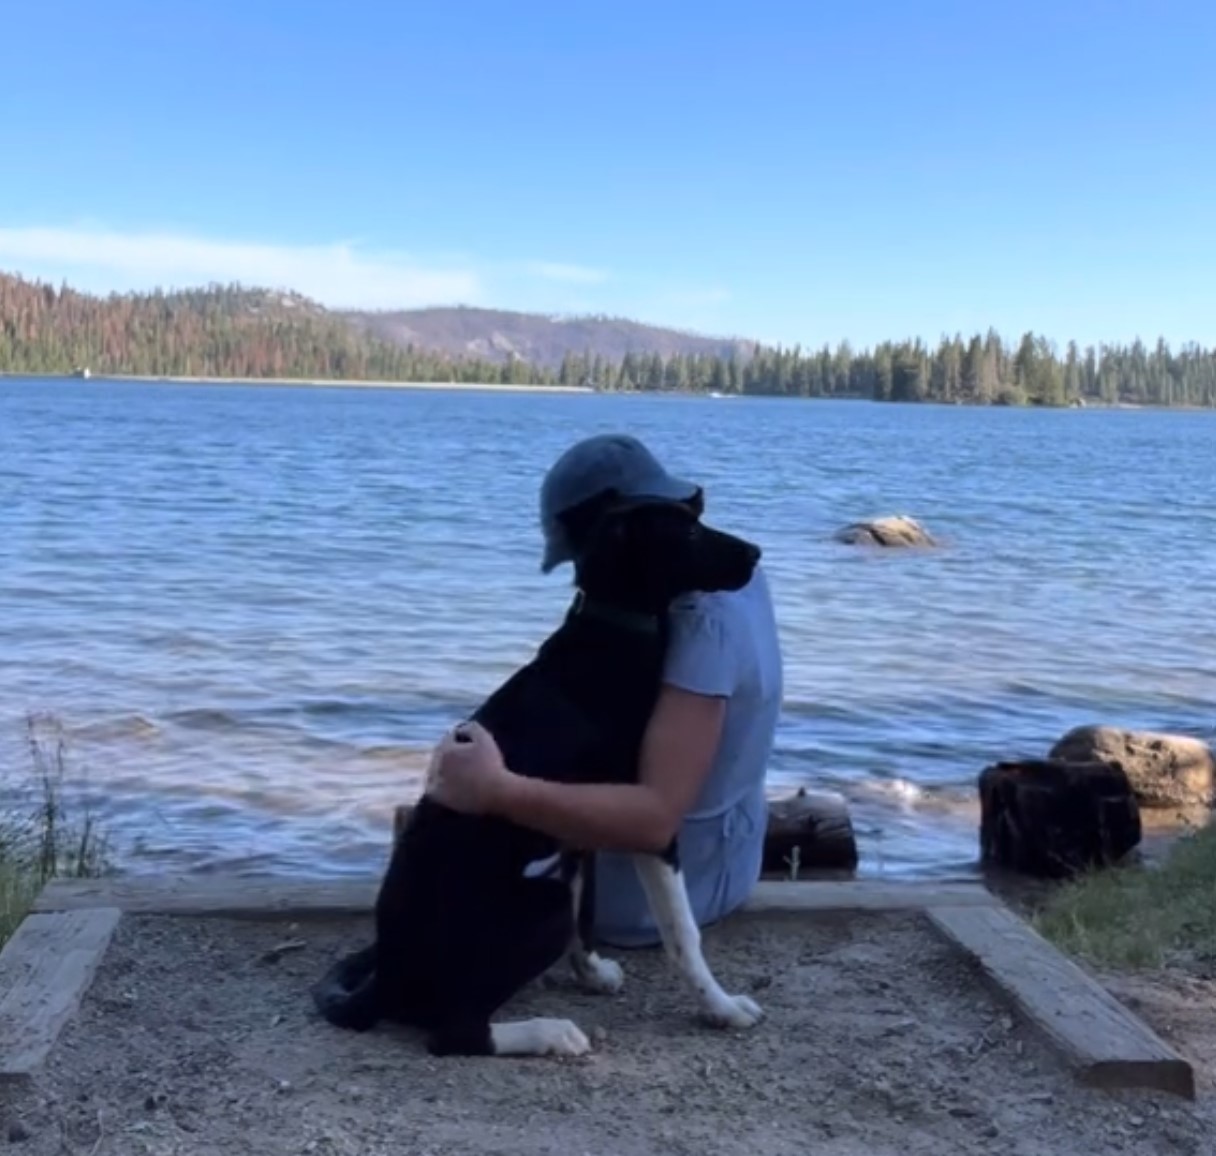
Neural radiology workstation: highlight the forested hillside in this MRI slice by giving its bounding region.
[0,274,541,384]
[2,271,1214,407]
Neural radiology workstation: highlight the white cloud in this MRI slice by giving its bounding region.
[655,286,732,307]
[0,223,738,335]
[0,225,482,309]
[620,285,736,337]
[519,260,608,285]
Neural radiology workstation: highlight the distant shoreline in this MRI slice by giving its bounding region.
[2,373,1212,411]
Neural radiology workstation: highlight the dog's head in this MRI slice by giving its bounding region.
[567,497,762,612]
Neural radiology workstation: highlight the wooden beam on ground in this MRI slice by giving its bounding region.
[747,880,995,911]
[926,903,1195,1100]
[0,907,122,1080]
[33,877,379,919]
[33,874,994,918]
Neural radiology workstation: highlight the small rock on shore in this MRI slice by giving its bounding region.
[1049,725,1215,810]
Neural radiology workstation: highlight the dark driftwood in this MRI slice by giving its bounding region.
[392,786,858,876]
[761,788,859,875]
[978,758,1141,879]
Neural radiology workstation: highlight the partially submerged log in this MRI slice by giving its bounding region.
[978,758,1141,879]
[392,787,858,876]
[761,788,859,875]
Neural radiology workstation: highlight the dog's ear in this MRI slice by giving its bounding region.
[558,489,623,560]
[571,499,685,592]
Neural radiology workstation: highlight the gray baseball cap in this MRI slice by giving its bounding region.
[539,433,700,573]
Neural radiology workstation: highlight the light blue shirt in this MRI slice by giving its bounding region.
[592,564,784,948]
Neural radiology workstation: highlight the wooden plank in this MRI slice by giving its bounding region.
[747,880,996,911]
[33,876,378,918]
[34,874,995,917]
[0,907,122,1079]
[927,903,1195,1099]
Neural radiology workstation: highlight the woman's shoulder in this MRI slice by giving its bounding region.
[669,563,771,621]
[666,566,777,669]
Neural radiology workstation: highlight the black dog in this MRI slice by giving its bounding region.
[312,497,766,1057]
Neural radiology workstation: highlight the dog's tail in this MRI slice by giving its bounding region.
[311,943,382,1032]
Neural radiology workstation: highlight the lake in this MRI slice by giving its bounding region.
[2,377,1214,881]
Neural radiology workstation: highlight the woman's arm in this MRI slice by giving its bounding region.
[430,685,725,854]
[428,598,738,853]
[495,685,726,852]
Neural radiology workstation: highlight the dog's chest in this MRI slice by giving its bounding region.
[479,658,658,787]
[398,805,567,901]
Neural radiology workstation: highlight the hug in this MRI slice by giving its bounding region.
[312,432,784,1056]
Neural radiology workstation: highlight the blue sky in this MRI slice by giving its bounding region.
[1,0,1212,349]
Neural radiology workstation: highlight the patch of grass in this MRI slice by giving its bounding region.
[1034,821,1216,971]
[0,713,111,944]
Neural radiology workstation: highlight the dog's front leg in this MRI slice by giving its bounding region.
[428,1018,592,1058]
[631,853,763,1030]
[565,853,625,995]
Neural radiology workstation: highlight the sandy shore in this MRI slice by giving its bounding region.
[114,375,593,393]
[6,908,1210,1155]
[3,372,592,393]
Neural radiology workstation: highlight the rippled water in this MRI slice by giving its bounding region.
[2,377,1215,881]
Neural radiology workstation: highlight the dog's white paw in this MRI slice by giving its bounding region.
[701,993,764,1030]
[531,1017,593,1056]
[491,1016,592,1057]
[572,952,625,995]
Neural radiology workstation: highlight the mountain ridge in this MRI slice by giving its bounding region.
[339,305,759,370]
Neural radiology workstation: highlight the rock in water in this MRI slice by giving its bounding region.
[834,515,936,548]
[978,758,1141,879]
[1048,726,1216,810]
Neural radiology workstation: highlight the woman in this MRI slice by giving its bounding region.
[428,433,784,947]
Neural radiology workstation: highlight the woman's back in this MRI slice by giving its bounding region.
[592,563,784,948]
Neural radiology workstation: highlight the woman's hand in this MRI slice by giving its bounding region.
[425,720,515,815]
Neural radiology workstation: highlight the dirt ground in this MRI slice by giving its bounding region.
[2,909,1212,1156]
